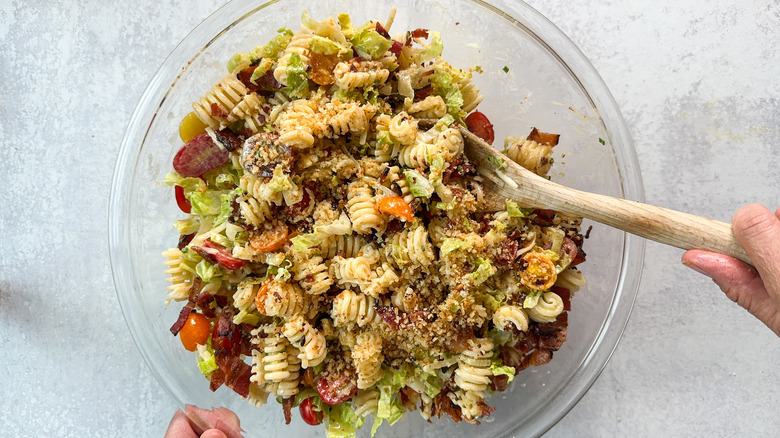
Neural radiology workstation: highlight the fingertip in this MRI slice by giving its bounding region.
[200,431,228,438]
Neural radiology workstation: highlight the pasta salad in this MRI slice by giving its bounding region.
[163,9,588,437]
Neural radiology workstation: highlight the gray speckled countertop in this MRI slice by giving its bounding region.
[1,1,778,436]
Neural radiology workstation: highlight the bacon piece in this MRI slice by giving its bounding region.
[414,84,432,100]
[209,368,226,392]
[410,28,429,39]
[551,286,571,311]
[525,349,553,367]
[388,40,403,56]
[375,305,401,330]
[499,345,523,370]
[374,22,391,39]
[444,324,474,353]
[527,127,560,147]
[534,313,568,351]
[170,302,195,335]
[494,239,519,267]
[282,396,294,425]
[212,128,243,152]
[432,390,462,422]
[531,209,556,226]
[216,351,252,398]
[210,103,228,118]
[178,233,195,250]
[489,374,509,392]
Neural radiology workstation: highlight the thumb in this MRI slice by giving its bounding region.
[200,430,228,438]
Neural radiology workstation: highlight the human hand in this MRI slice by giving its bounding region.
[164,405,243,438]
[682,203,780,336]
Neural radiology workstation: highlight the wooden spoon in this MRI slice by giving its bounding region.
[456,125,752,265]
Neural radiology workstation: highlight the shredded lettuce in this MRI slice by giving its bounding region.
[261,28,294,59]
[371,366,409,436]
[506,200,532,218]
[337,13,354,35]
[195,259,222,283]
[324,402,364,438]
[310,35,346,55]
[430,71,464,118]
[415,31,443,64]
[439,238,463,257]
[490,363,516,382]
[350,27,393,60]
[403,169,434,198]
[470,257,496,285]
[266,258,293,282]
[524,289,541,308]
[174,218,200,235]
[232,309,260,326]
[187,191,224,216]
[284,52,309,98]
[227,28,292,74]
[196,342,217,377]
[165,171,206,192]
[291,232,324,252]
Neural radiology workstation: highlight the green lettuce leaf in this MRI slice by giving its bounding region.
[415,31,443,64]
[470,257,496,285]
[403,169,434,198]
[284,52,309,98]
[350,27,393,60]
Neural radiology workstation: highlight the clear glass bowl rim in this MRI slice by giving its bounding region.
[108,0,646,436]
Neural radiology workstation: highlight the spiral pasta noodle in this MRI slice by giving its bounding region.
[254,280,305,317]
[192,74,249,129]
[330,289,380,327]
[162,248,194,304]
[346,181,385,234]
[527,291,565,323]
[282,315,327,368]
[333,59,390,90]
[352,332,384,389]
[493,304,530,332]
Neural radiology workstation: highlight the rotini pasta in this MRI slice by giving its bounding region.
[164,10,589,434]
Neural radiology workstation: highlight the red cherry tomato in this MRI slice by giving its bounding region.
[192,239,247,270]
[465,111,495,144]
[299,397,323,426]
[174,185,191,213]
[179,312,210,352]
[316,374,357,406]
[172,132,230,177]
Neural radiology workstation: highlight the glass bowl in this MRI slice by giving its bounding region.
[109,0,645,436]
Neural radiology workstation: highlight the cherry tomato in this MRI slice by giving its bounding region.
[465,111,495,144]
[211,313,240,352]
[254,281,272,315]
[299,397,323,426]
[179,111,208,143]
[174,185,191,213]
[249,222,289,252]
[376,196,414,221]
[172,132,230,177]
[316,374,357,406]
[179,311,210,352]
[192,239,247,270]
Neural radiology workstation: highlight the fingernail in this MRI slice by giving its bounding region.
[682,258,713,278]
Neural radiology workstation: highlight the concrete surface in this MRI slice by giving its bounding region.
[1,0,778,436]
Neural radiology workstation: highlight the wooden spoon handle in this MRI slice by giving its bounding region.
[527,180,751,265]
